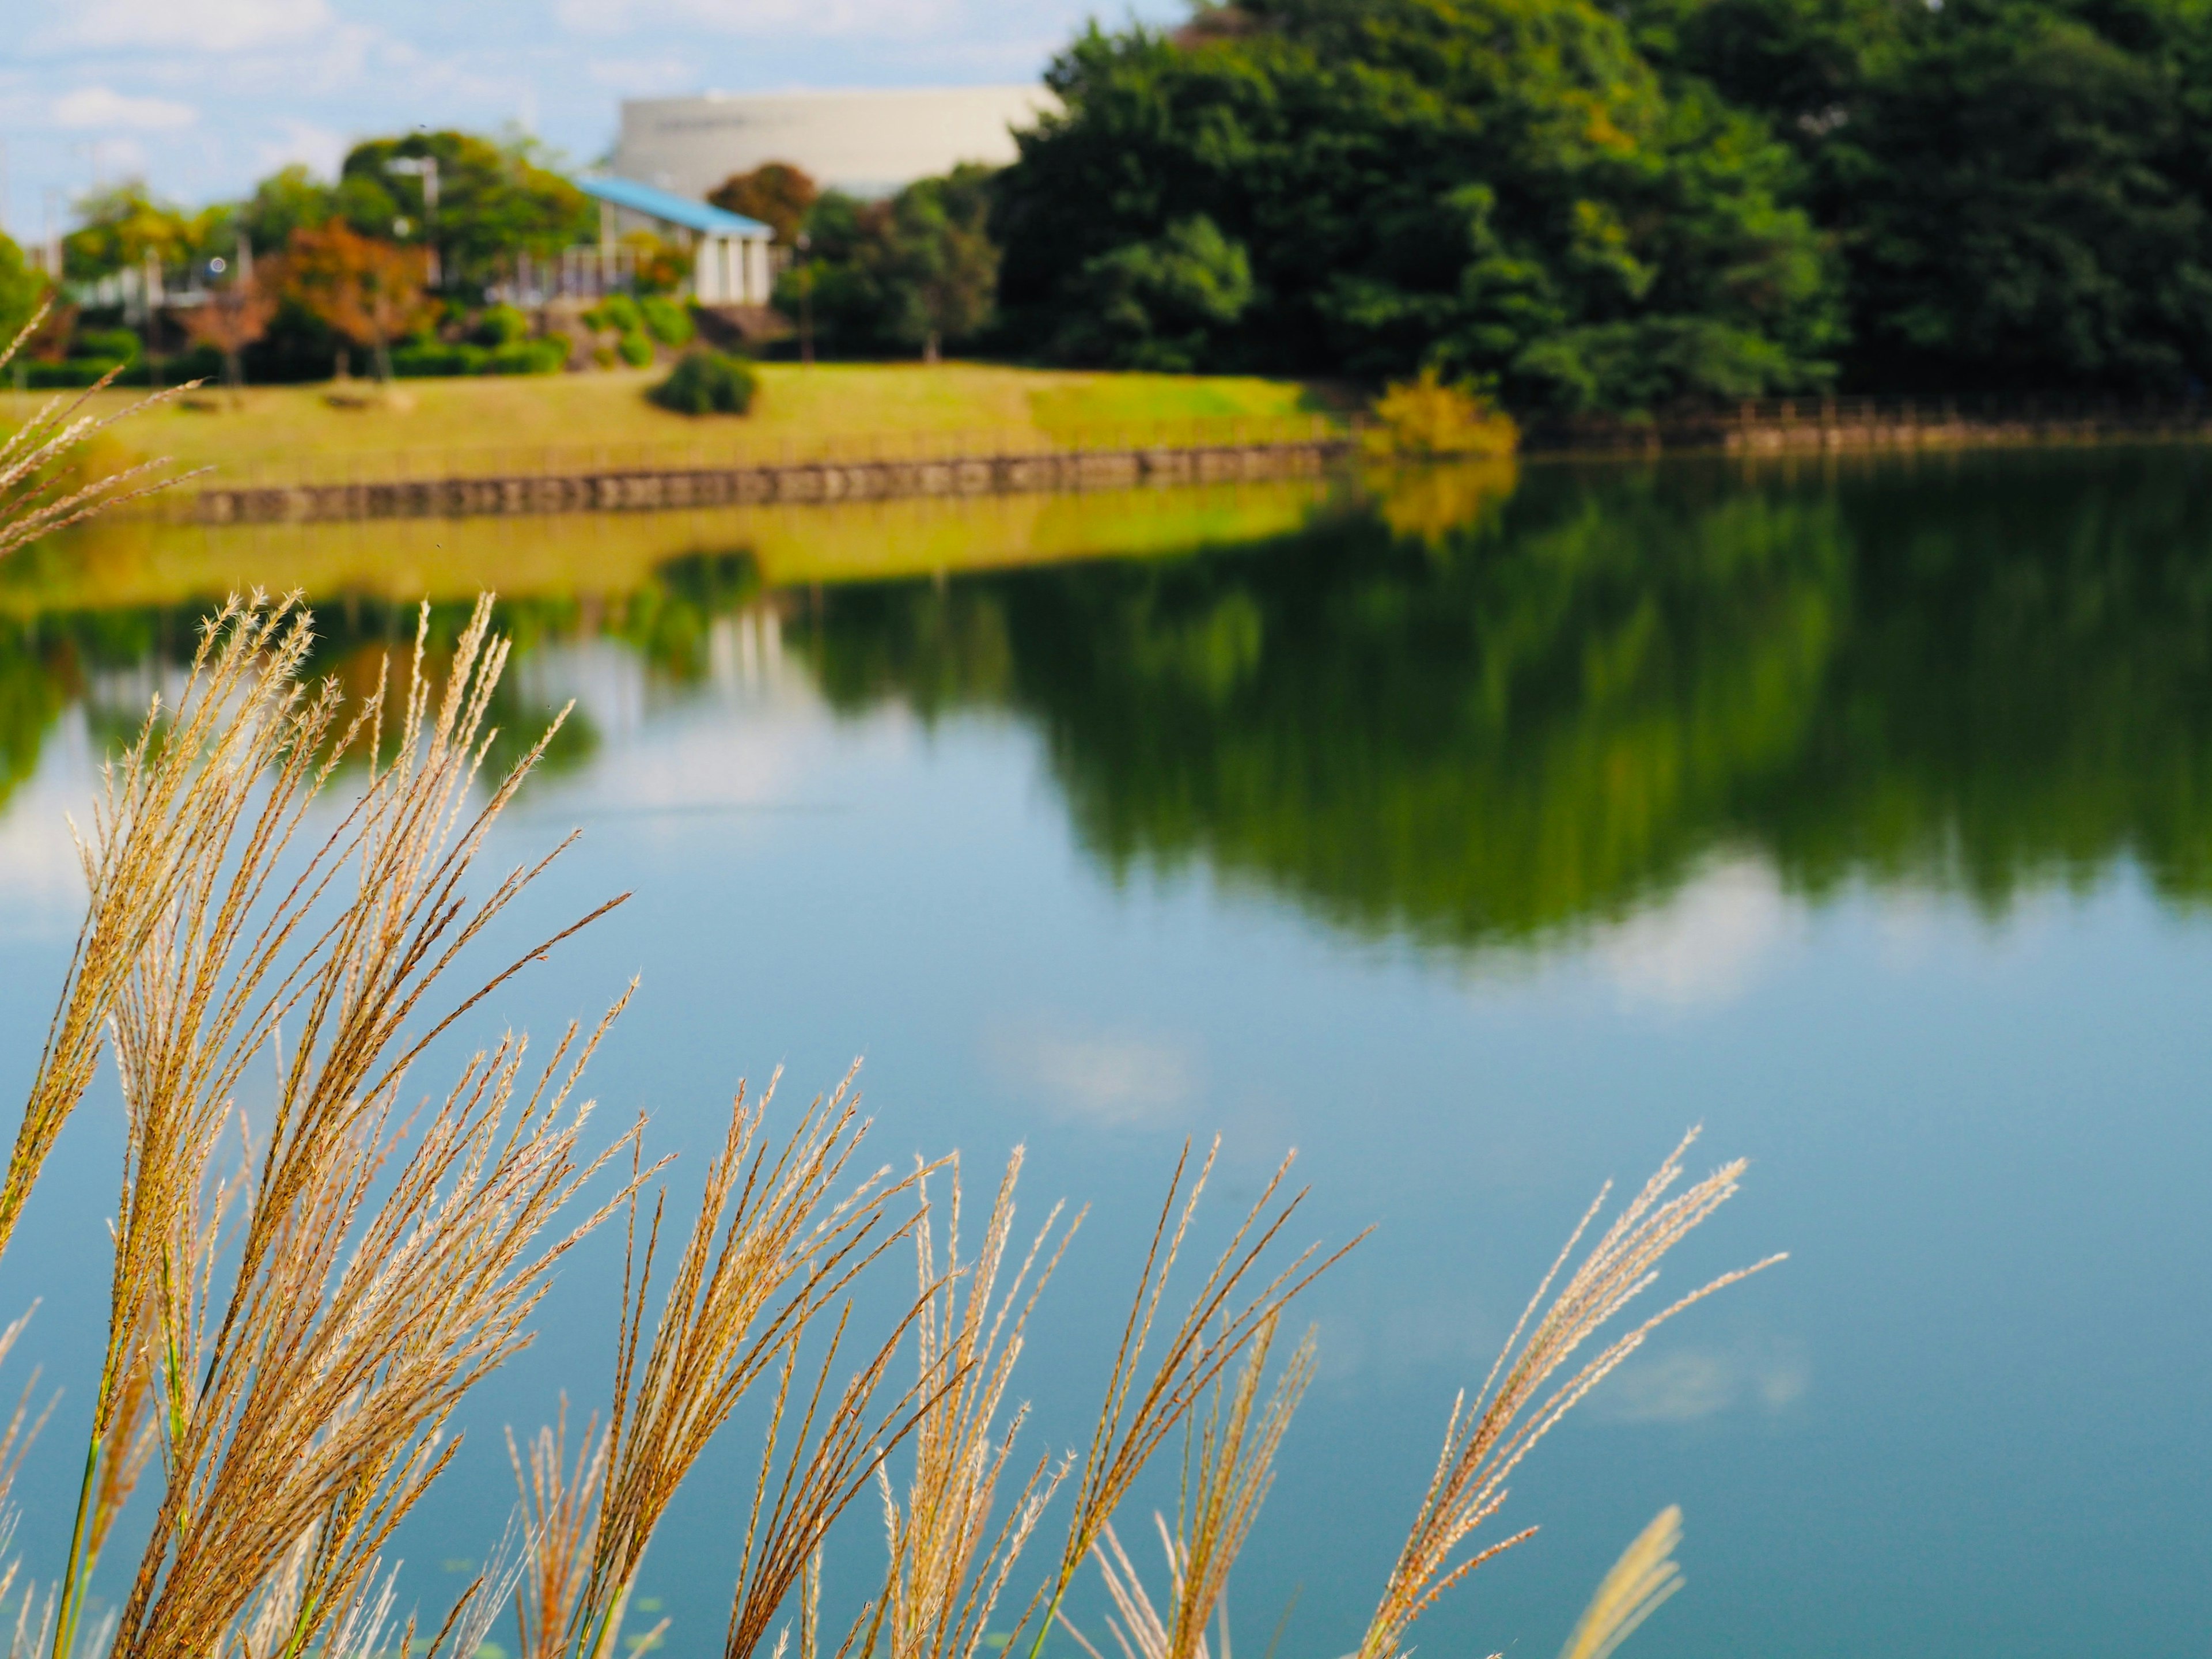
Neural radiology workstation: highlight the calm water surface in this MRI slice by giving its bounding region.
[1,448,2207,1658]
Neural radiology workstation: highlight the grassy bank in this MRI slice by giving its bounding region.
[12,363,1351,491]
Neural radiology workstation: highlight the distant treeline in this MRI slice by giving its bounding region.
[983,0,2212,410]
[17,0,2212,411]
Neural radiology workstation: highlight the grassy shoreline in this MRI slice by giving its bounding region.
[10,363,1354,491]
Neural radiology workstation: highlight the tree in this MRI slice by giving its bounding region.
[709,162,820,245]
[178,269,278,392]
[236,164,340,253]
[277,222,429,381]
[62,181,199,282]
[992,0,1840,411]
[772,166,1002,359]
[0,235,50,351]
[336,131,593,293]
[887,166,1001,361]
[1825,0,2212,393]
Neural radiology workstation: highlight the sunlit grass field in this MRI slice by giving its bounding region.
[9,363,1351,490]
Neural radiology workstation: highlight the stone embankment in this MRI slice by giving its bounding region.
[196,439,1353,524]
[1530,396,2212,455]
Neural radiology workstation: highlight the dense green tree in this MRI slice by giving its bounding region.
[777,166,1002,359]
[1628,0,2212,392]
[1623,0,1916,157]
[993,0,1840,410]
[61,182,206,281]
[0,234,50,347]
[1831,0,2212,392]
[236,164,341,255]
[337,131,593,293]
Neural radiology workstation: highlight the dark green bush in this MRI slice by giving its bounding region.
[617,332,656,369]
[476,304,531,346]
[639,296,695,347]
[392,343,492,377]
[74,327,142,362]
[26,359,131,388]
[648,349,758,415]
[489,337,569,375]
[584,294,643,336]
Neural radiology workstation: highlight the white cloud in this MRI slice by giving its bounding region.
[39,0,332,53]
[986,1021,1198,1127]
[587,58,702,94]
[1594,854,1796,1009]
[52,86,198,131]
[1599,1341,1809,1425]
[254,117,346,178]
[556,0,963,37]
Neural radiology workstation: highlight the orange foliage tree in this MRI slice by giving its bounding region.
[177,275,277,392]
[279,222,429,381]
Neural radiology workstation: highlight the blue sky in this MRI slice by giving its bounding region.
[0,0,1182,243]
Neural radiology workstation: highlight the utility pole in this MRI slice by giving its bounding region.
[386,155,441,289]
[796,230,814,367]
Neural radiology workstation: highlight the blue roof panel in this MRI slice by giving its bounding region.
[577,175,772,238]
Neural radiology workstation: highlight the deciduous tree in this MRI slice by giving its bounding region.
[177,270,278,392]
[277,222,428,382]
[709,162,820,245]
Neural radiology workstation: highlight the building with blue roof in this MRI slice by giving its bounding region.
[576,175,776,306]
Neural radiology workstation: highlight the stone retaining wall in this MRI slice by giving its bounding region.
[197,440,1353,524]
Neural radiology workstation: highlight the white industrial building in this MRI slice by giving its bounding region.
[609,86,1060,200]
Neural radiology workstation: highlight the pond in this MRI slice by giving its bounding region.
[0,446,2206,1659]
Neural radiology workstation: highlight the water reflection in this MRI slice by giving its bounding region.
[10,447,2212,944]
[801,447,2212,942]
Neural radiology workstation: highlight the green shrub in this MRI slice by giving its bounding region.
[488,338,569,375]
[392,343,492,377]
[476,304,531,346]
[616,332,655,369]
[27,359,130,389]
[648,349,758,415]
[583,293,642,336]
[639,296,695,347]
[74,327,142,362]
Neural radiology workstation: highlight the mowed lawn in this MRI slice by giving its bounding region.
[18,363,1351,488]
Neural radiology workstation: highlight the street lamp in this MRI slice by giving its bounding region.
[385,156,441,289]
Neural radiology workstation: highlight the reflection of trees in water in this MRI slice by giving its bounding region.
[0,609,181,812]
[13,454,2212,948]
[797,450,2212,946]
[0,555,759,803]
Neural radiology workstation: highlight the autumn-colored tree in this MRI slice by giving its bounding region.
[709,162,819,245]
[177,270,278,392]
[279,221,428,381]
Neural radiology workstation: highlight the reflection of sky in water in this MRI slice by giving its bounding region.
[1,454,2209,1658]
